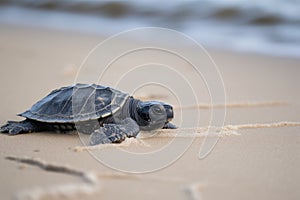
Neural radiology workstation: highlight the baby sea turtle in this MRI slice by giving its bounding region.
[0,84,177,145]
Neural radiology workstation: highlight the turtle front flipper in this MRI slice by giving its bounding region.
[0,119,44,135]
[163,122,177,129]
[90,118,140,145]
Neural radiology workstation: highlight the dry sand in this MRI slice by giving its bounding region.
[0,23,299,200]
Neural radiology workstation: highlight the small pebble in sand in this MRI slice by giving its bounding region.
[18,165,26,170]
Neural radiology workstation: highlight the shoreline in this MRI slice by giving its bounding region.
[1,3,300,58]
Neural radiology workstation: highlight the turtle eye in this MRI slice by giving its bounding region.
[152,106,162,114]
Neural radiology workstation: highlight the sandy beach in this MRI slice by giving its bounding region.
[0,23,299,200]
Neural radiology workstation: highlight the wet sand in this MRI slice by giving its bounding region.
[0,23,299,200]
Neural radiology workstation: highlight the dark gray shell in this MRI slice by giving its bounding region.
[19,84,129,123]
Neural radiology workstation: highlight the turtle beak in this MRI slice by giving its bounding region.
[164,105,174,121]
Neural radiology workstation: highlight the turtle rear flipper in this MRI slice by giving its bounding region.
[90,118,140,145]
[0,119,43,135]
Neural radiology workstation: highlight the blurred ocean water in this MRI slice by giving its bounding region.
[1,0,300,58]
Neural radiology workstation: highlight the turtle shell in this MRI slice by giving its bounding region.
[19,84,130,123]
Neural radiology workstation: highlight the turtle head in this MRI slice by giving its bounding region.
[136,101,174,131]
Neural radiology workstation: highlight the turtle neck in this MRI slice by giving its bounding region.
[128,97,141,123]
